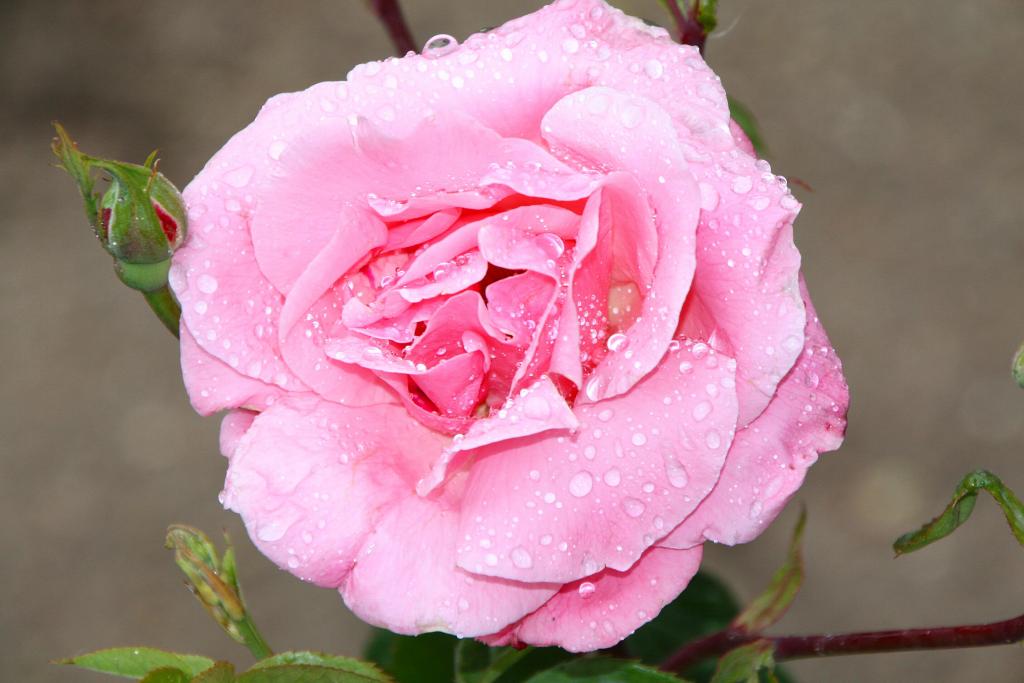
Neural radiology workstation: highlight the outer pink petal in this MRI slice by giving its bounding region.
[180,326,285,416]
[542,87,700,403]
[662,281,848,548]
[681,155,806,427]
[222,398,446,587]
[219,410,256,458]
[483,545,702,652]
[455,341,738,584]
[342,495,560,637]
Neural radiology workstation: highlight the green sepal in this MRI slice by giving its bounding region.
[732,508,806,633]
[57,647,214,679]
[51,122,100,230]
[710,642,776,683]
[893,470,1024,555]
[696,0,719,34]
[455,640,534,683]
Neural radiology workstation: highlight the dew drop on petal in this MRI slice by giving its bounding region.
[665,458,689,488]
[423,34,459,58]
[606,333,629,352]
[511,546,533,569]
[692,401,712,421]
[603,468,621,487]
[631,432,647,447]
[578,581,596,599]
[622,497,646,518]
[569,471,594,498]
[197,274,219,294]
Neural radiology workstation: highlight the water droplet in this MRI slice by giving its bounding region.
[193,300,208,315]
[197,274,219,294]
[569,471,594,498]
[603,468,621,487]
[620,103,644,129]
[607,333,629,352]
[268,140,287,160]
[665,458,689,488]
[423,34,459,58]
[585,376,601,401]
[500,47,513,62]
[622,497,646,518]
[578,581,596,599]
[644,59,664,79]
[458,597,470,611]
[225,166,253,188]
[698,182,719,210]
[529,469,541,481]
[562,37,580,54]
[678,361,693,374]
[692,401,712,421]
[256,520,289,542]
[540,534,553,546]
[732,176,753,194]
[749,500,764,519]
[287,556,300,569]
[583,445,597,460]
[631,432,647,447]
[511,546,533,569]
[705,429,722,449]
[484,552,499,566]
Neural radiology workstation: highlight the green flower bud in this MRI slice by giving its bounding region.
[165,526,247,641]
[52,123,187,293]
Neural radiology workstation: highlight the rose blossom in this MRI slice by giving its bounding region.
[170,0,848,651]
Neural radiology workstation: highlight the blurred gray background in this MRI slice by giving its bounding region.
[2,1,1023,681]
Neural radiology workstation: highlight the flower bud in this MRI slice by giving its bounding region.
[52,124,187,293]
[165,525,247,644]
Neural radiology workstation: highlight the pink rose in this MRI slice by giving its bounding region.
[171,0,848,651]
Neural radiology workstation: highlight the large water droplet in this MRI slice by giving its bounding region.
[423,34,459,58]
[705,429,722,449]
[578,581,596,599]
[631,432,647,447]
[197,274,219,294]
[692,401,712,422]
[665,458,689,488]
[569,471,594,498]
[256,519,290,542]
[622,497,646,518]
[606,333,629,352]
[603,468,621,487]
[511,546,533,569]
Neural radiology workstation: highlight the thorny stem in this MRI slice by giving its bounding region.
[663,0,708,52]
[661,612,1024,673]
[366,0,417,56]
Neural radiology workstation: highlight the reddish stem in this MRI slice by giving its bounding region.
[663,0,707,52]
[662,612,1024,672]
[366,0,417,55]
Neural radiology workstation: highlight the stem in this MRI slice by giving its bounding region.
[143,285,180,338]
[662,612,1024,673]
[663,0,708,52]
[366,0,416,55]
[235,614,273,660]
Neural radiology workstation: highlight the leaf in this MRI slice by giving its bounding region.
[524,657,689,682]
[193,662,237,683]
[696,0,719,34]
[237,664,391,683]
[726,97,767,157]
[251,652,388,680]
[893,470,1024,555]
[733,508,806,633]
[58,647,215,679]
[363,629,457,683]
[1014,343,1024,389]
[710,642,776,683]
[140,668,191,683]
[624,571,740,665]
[455,640,534,683]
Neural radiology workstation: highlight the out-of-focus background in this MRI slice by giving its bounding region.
[2,1,1022,681]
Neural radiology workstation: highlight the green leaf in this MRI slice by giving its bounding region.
[251,652,388,680]
[456,640,536,683]
[237,664,391,683]
[893,470,1024,555]
[727,97,767,157]
[363,629,457,683]
[139,668,191,683]
[624,571,740,665]
[710,642,776,683]
[1013,343,1024,389]
[525,657,688,682]
[59,647,215,679]
[733,508,806,633]
[696,0,719,34]
[193,662,237,683]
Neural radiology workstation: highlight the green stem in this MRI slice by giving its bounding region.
[143,285,181,338]
[235,614,273,660]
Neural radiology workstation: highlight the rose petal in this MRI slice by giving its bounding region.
[180,326,285,415]
[456,340,738,584]
[662,281,848,548]
[483,545,702,652]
